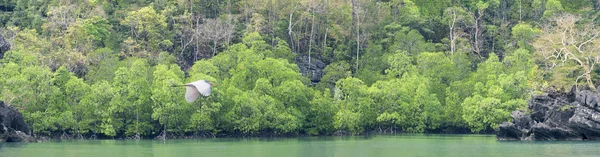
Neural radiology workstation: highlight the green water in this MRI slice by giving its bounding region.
[1,134,600,157]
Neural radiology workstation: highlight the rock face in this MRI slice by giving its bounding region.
[497,87,600,140]
[0,33,10,59]
[0,101,33,142]
[295,55,326,85]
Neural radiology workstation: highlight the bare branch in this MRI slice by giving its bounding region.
[534,13,600,90]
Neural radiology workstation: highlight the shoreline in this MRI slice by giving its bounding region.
[22,131,496,142]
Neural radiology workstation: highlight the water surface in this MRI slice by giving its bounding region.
[2,134,600,157]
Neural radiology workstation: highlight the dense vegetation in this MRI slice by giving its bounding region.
[1,0,599,139]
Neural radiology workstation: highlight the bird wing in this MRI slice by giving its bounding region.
[190,80,212,97]
[185,85,200,103]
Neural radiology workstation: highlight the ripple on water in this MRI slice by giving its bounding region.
[2,134,600,157]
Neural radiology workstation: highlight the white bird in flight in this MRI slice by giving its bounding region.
[175,80,217,103]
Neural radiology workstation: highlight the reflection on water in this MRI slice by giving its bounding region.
[2,134,600,157]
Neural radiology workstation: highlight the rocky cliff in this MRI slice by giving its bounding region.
[0,101,33,142]
[295,55,326,85]
[0,33,10,59]
[497,87,600,140]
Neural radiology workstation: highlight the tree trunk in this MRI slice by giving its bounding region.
[323,0,328,54]
[586,71,595,91]
[309,0,315,71]
[288,6,296,53]
[213,41,217,57]
[449,10,456,54]
[356,9,361,71]
[215,0,220,17]
[269,0,275,47]
[351,0,360,70]
[75,102,78,138]
[163,114,167,140]
[474,16,480,56]
[323,27,328,52]
[583,64,597,90]
[201,99,205,134]
[136,106,139,138]
[226,0,232,46]
[519,0,522,21]
[471,10,483,57]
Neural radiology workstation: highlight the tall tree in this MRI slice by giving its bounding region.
[534,14,600,90]
[121,6,171,58]
[64,75,91,138]
[200,18,235,57]
[443,7,472,54]
[151,63,187,139]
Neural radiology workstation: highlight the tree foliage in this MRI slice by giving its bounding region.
[1,0,595,138]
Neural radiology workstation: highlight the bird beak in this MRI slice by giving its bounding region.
[211,82,218,87]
